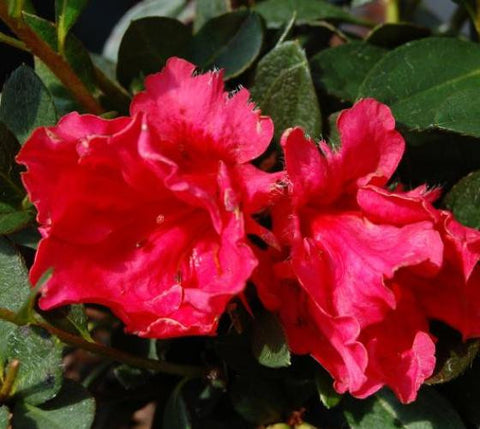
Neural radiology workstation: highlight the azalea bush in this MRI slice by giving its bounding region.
[1,0,480,428]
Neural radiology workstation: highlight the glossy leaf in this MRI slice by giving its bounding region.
[434,87,480,137]
[310,41,386,102]
[194,0,231,32]
[55,0,89,51]
[315,366,342,409]
[0,65,57,144]
[251,41,321,140]
[366,23,430,48]
[344,387,466,429]
[12,379,95,429]
[254,0,366,28]
[102,0,189,62]
[163,380,192,429]
[358,38,480,132]
[191,10,264,79]
[251,311,291,369]
[116,17,191,89]
[230,375,285,425]
[444,170,480,229]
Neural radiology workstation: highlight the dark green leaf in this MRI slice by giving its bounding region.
[116,17,191,89]
[23,13,96,92]
[194,0,231,32]
[8,227,41,250]
[444,170,480,229]
[103,0,189,61]
[55,0,89,51]
[230,376,285,425]
[191,10,264,79]
[315,366,341,409]
[434,87,480,137]
[344,387,466,429]
[428,339,479,385]
[0,123,26,206]
[114,365,150,390]
[251,41,321,140]
[358,38,480,132]
[41,304,92,341]
[254,0,367,28]
[0,406,9,429]
[251,311,291,369]
[310,41,386,102]
[13,379,95,429]
[366,23,430,48]
[5,326,63,405]
[163,380,192,429]
[352,0,375,5]
[35,58,81,115]
[0,236,31,313]
[0,204,33,235]
[0,65,57,144]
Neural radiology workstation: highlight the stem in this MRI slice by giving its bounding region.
[0,360,20,402]
[385,0,400,23]
[0,3,104,115]
[0,31,28,51]
[0,307,206,378]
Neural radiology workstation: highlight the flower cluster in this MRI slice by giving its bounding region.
[17,58,480,404]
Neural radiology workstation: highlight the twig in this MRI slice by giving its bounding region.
[0,2,104,114]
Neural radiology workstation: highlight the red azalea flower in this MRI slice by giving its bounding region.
[256,99,480,403]
[17,58,277,338]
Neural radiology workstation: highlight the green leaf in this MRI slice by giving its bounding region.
[8,227,41,250]
[310,41,386,102]
[344,387,466,429]
[4,326,63,405]
[0,237,30,305]
[35,58,81,115]
[0,406,9,429]
[13,379,95,429]
[0,204,33,235]
[103,0,189,62]
[314,366,341,409]
[358,37,480,132]
[434,87,480,137]
[0,123,26,205]
[427,335,479,384]
[23,13,96,92]
[251,311,291,369]
[230,375,285,425]
[444,170,480,229]
[163,379,192,429]
[41,304,92,341]
[366,23,430,48]
[194,0,231,32]
[251,41,321,140]
[254,0,367,28]
[191,10,264,79]
[55,0,89,52]
[0,65,57,144]
[116,17,191,90]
